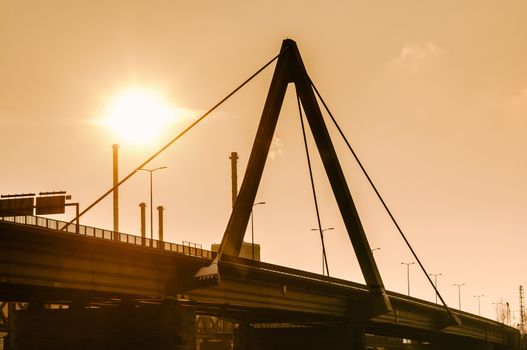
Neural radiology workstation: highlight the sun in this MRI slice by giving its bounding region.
[103,87,176,145]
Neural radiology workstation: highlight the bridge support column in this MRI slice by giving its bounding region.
[349,326,366,349]
[9,301,195,350]
[233,324,365,350]
[233,324,250,350]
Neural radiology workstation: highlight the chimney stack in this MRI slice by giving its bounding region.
[230,152,238,208]
[157,205,164,249]
[139,202,146,246]
[112,144,119,240]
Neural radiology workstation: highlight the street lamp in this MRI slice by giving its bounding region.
[492,301,504,322]
[251,201,266,260]
[429,273,442,304]
[311,227,334,276]
[138,166,167,246]
[401,262,415,296]
[474,294,484,315]
[453,283,466,310]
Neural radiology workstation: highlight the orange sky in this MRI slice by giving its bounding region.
[2,0,527,322]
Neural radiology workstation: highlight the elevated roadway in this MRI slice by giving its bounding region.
[0,216,520,349]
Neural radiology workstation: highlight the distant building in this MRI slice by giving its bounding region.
[211,241,260,261]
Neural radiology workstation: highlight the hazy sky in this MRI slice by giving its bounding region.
[2,0,527,322]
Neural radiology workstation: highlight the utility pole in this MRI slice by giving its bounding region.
[454,283,465,310]
[138,166,167,246]
[401,262,415,296]
[251,201,265,260]
[429,273,442,304]
[473,294,484,316]
[312,227,334,276]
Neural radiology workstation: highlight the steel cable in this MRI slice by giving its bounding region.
[309,80,458,322]
[61,53,280,230]
[296,95,331,278]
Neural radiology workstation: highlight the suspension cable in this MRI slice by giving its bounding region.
[296,95,331,278]
[61,53,280,231]
[310,81,457,320]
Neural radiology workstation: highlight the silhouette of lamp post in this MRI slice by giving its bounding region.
[138,166,167,246]
[454,283,466,310]
[401,262,415,296]
[311,227,334,276]
[474,294,484,315]
[429,273,442,303]
[251,201,265,260]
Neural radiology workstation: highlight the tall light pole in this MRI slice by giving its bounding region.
[401,262,415,296]
[138,166,167,246]
[311,227,334,276]
[251,201,265,260]
[454,283,466,310]
[429,273,442,304]
[493,301,504,322]
[474,294,484,315]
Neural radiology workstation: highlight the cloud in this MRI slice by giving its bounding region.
[269,136,285,160]
[388,43,444,72]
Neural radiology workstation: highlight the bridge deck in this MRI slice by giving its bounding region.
[0,216,520,348]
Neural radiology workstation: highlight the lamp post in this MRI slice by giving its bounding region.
[429,273,442,304]
[251,201,265,260]
[474,294,484,315]
[454,283,466,310]
[138,166,167,246]
[492,301,504,322]
[311,227,334,276]
[401,262,415,296]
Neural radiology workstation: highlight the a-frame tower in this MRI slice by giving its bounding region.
[211,39,392,317]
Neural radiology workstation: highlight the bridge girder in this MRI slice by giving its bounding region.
[0,220,520,349]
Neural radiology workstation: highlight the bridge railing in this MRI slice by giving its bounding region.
[0,215,212,259]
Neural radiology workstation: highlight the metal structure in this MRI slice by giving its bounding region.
[250,201,265,260]
[520,285,526,334]
[0,39,522,349]
[138,166,167,245]
[1,192,79,234]
[402,262,415,296]
[212,39,391,319]
[474,294,484,316]
[429,273,442,304]
[0,216,521,349]
[196,315,234,349]
[454,283,466,310]
[311,227,334,276]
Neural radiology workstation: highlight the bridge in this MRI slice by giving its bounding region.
[0,39,522,349]
[0,215,520,349]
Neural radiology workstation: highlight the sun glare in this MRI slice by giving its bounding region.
[104,87,176,145]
